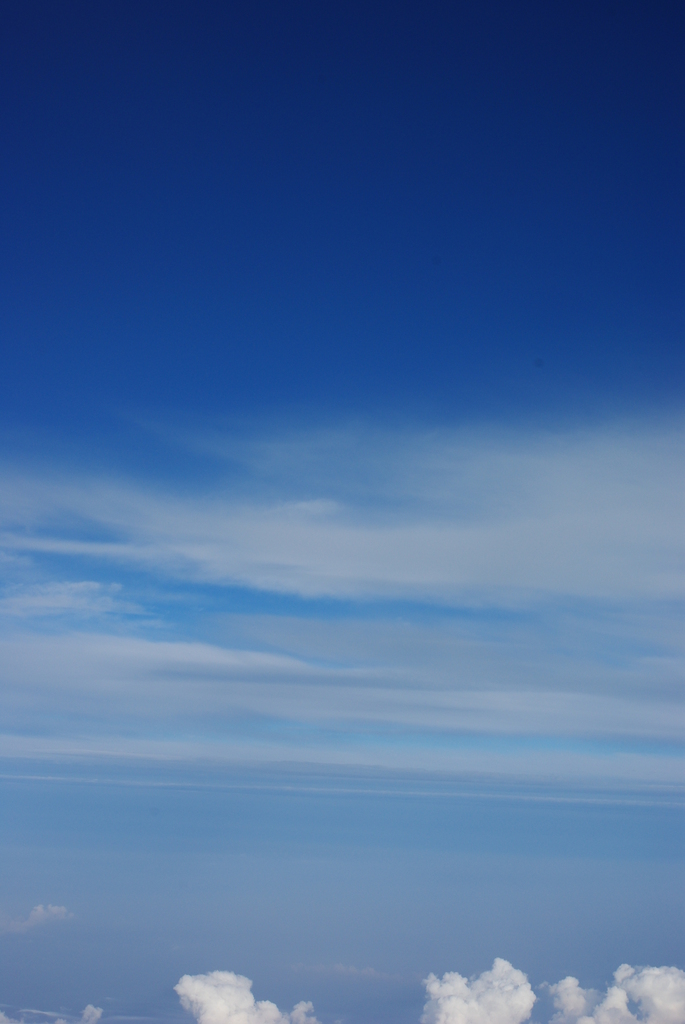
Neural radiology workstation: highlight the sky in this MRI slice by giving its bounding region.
[0,2,683,1023]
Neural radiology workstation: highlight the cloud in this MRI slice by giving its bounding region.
[422,959,536,1024]
[549,964,685,1024]
[56,1009,103,1024]
[176,964,685,1024]
[0,904,72,935]
[0,419,682,603]
[174,971,319,1024]
[0,1008,100,1024]
[69,1009,101,1024]
[0,626,682,794]
[0,419,682,795]
[2,629,681,742]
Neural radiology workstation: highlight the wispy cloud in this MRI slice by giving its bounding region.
[0,629,683,791]
[0,420,682,602]
[0,1007,101,1024]
[0,904,72,935]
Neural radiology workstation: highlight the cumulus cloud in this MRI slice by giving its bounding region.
[175,971,319,1024]
[422,959,536,1024]
[176,964,685,1024]
[0,904,71,934]
[549,964,685,1024]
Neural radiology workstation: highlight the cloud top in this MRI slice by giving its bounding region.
[550,964,685,1024]
[176,963,685,1024]
[422,959,536,1024]
[57,1008,103,1024]
[175,971,319,1024]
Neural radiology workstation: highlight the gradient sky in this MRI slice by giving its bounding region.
[0,3,683,1024]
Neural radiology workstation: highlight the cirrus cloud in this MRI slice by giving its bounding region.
[0,1007,100,1024]
[1,419,682,603]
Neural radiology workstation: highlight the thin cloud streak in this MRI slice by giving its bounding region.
[0,1008,101,1024]
[1,732,682,794]
[0,582,140,618]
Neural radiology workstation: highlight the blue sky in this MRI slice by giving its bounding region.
[0,3,683,1024]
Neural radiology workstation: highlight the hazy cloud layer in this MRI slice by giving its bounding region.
[1,420,682,602]
[0,420,682,793]
[0,904,71,935]
[0,628,683,790]
[1,630,681,740]
[175,964,685,1024]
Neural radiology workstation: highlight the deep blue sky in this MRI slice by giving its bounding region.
[1,0,682,432]
[0,4,683,1023]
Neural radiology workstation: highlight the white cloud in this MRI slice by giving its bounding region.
[550,964,685,1024]
[175,971,319,1024]
[81,1011,101,1024]
[56,1008,103,1024]
[0,904,71,935]
[175,964,685,1024]
[422,959,536,1024]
